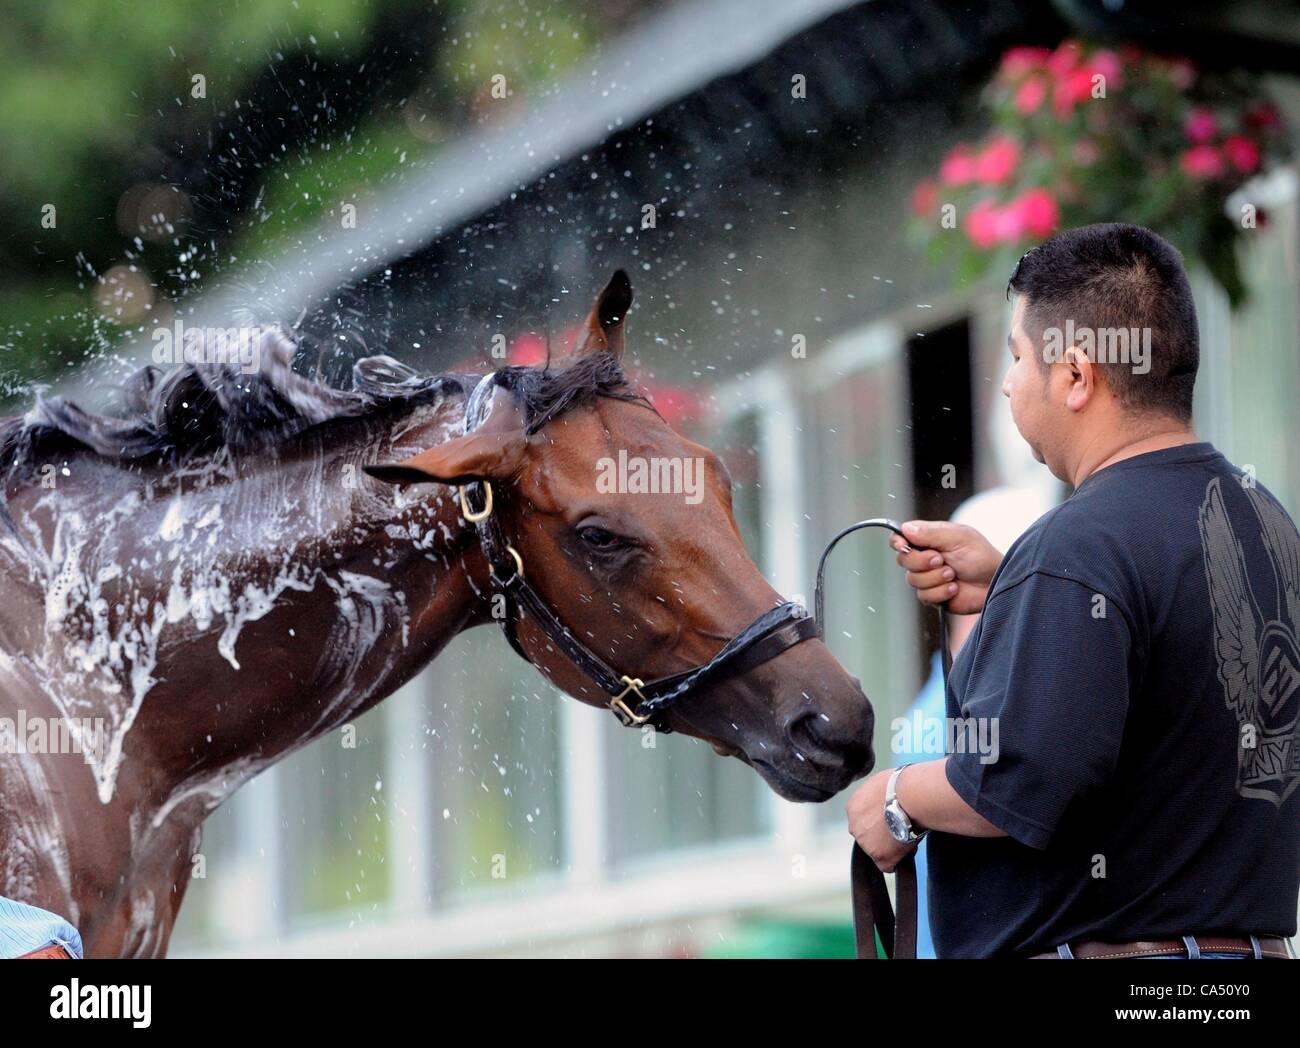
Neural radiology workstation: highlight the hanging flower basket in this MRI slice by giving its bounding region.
[910,40,1292,306]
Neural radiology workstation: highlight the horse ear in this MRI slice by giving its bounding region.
[573,269,633,359]
[364,431,526,486]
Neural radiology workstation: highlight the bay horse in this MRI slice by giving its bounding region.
[0,272,874,957]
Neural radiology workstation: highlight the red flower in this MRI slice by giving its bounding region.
[940,145,978,186]
[1184,107,1218,144]
[1223,135,1261,174]
[1046,41,1083,78]
[509,333,548,366]
[911,179,939,217]
[964,189,1058,250]
[1180,145,1224,178]
[964,199,1003,249]
[975,137,1021,184]
[1010,188,1060,238]
[1054,67,1098,114]
[1089,49,1123,88]
[1014,77,1047,115]
[1000,47,1051,79]
[1050,47,1121,116]
[1244,102,1281,131]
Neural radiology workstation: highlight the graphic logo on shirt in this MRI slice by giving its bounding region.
[1198,475,1300,806]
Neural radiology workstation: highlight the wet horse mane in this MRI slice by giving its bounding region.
[0,326,652,487]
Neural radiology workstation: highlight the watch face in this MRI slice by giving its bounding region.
[884,807,909,842]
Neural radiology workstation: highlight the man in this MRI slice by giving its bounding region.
[847,223,1299,959]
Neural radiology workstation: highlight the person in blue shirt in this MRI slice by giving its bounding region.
[0,895,83,959]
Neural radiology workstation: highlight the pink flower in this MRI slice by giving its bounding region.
[1009,188,1059,238]
[1014,77,1047,115]
[965,191,1058,250]
[1180,145,1224,178]
[911,179,939,217]
[509,333,548,365]
[1054,67,1098,114]
[1046,41,1083,78]
[965,199,1004,249]
[1222,135,1261,174]
[1000,47,1051,79]
[1184,107,1218,144]
[940,145,977,186]
[975,137,1021,184]
[1089,49,1123,88]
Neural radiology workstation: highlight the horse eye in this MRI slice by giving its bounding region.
[578,525,623,551]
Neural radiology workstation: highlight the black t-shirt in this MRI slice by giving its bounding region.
[929,442,1300,958]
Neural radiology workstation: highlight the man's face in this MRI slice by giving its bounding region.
[1002,295,1053,467]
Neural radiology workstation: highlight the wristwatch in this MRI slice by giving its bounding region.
[884,763,927,844]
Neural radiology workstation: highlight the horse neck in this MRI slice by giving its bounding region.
[8,394,488,840]
[0,387,500,954]
[141,398,496,799]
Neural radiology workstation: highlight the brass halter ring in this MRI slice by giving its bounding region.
[458,481,494,522]
[498,543,524,582]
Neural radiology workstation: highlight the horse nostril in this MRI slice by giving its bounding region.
[785,706,871,770]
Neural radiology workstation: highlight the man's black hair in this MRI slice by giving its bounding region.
[1007,223,1199,421]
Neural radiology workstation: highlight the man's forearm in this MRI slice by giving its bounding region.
[896,758,1006,838]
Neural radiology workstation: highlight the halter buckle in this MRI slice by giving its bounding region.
[491,544,525,584]
[459,481,494,522]
[609,676,651,726]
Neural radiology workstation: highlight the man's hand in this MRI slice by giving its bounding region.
[846,768,916,873]
[889,520,1002,616]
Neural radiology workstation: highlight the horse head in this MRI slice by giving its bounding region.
[368,271,875,801]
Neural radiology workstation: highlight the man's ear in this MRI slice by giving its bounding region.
[1061,345,1098,412]
[364,430,527,486]
[573,269,633,359]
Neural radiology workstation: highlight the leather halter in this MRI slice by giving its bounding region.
[456,372,820,731]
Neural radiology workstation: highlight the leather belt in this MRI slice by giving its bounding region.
[1031,935,1293,959]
